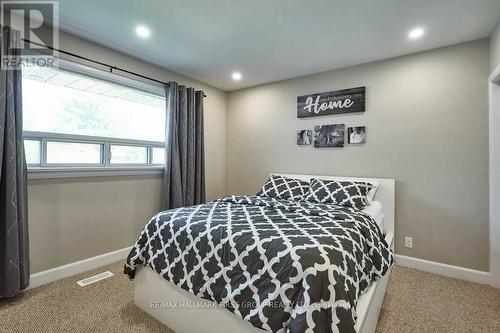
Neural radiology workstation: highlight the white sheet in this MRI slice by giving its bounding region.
[363,200,384,232]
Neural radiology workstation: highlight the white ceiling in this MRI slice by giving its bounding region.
[56,0,500,91]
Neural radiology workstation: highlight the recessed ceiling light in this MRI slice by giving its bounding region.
[408,27,424,40]
[231,72,242,81]
[135,25,151,39]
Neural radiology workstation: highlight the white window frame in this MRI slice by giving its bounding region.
[23,58,166,179]
[25,131,165,179]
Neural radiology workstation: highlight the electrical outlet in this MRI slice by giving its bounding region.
[405,236,413,249]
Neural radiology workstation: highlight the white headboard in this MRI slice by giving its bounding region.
[272,173,395,239]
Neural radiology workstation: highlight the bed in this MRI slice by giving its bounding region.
[125,173,395,333]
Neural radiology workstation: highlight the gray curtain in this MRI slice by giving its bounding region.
[0,26,29,298]
[163,82,205,209]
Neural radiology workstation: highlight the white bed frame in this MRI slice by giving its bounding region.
[134,174,395,333]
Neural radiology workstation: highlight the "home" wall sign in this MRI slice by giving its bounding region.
[297,86,365,118]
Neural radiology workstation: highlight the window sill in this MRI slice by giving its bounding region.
[27,166,164,179]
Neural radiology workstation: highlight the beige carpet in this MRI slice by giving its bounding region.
[0,261,171,333]
[1,262,499,333]
[377,266,500,333]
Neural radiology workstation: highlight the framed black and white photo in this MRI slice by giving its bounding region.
[314,124,345,148]
[297,87,365,118]
[297,129,312,145]
[348,126,366,144]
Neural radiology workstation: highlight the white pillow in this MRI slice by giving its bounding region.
[366,181,379,202]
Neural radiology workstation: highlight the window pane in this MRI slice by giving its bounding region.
[152,147,165,164]
[46,141,102,164]
[22,65,165,142]
[24,139,40,164]
[110,145,147,164]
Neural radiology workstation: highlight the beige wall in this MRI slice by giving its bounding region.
[226,39,490,271]
[29,176,163,273]
[30,32,491,273]
[28,31,228,273]
[490,19,500,70]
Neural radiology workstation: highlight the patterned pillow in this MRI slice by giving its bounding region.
[304,179,374,209]
[256,175,309,201]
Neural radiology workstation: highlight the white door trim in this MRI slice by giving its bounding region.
[489,63,500,289]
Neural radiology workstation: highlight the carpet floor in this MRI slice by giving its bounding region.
[1,261,499,333]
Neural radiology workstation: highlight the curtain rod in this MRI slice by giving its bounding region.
[21,38,207,97]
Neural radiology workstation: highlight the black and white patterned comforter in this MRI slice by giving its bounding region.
[124,195,393,333]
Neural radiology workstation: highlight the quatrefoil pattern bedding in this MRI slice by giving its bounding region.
[124,195,393,333]
[304,179,374,209]
[256,175,310,201]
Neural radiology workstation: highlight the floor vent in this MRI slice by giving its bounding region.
[77,271,114,287]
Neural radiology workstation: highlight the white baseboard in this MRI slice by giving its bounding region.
[29,247,131,289]
[395,255,491,285]
[28,250,491,290]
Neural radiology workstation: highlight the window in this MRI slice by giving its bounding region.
[24,139,40,165]
[46,141,102,165]
[110,145,147,164]
[22,61,166,171]
[151,147,165,164]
